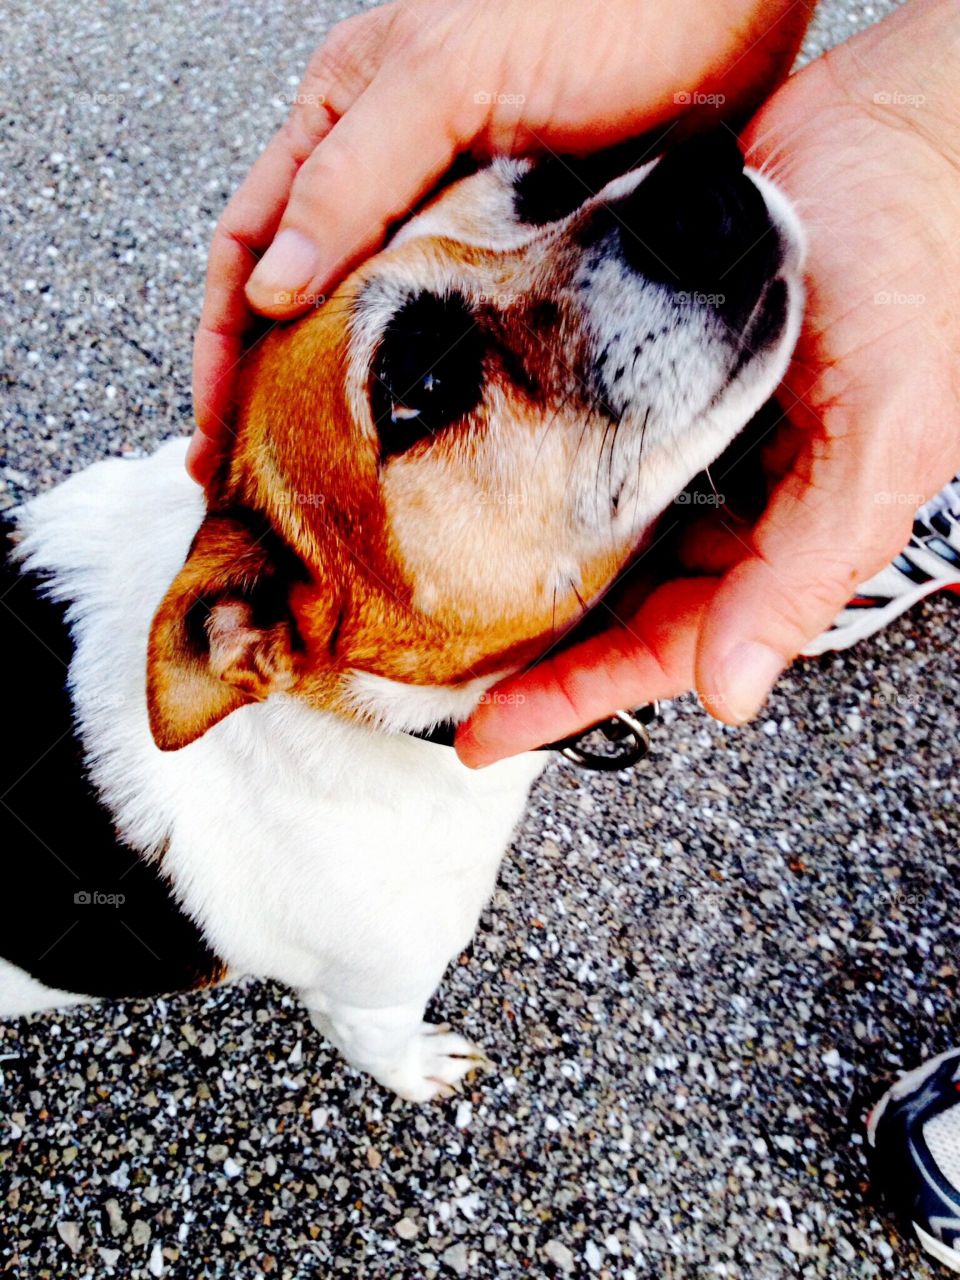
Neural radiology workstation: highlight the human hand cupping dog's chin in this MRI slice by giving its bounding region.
[458,0,960,767]
[188,0,809,482]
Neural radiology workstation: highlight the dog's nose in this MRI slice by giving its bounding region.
[616,132,781,319]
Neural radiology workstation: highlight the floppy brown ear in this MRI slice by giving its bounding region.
[147,509,306,751]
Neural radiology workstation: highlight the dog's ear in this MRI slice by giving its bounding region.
[147,510,307,751]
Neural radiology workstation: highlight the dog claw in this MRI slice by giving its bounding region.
[379,1024,491,1102]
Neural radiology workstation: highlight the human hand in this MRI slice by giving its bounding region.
[188,0,809,483]
[457,0,960,766]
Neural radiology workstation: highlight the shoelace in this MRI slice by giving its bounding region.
[918,475,960,527]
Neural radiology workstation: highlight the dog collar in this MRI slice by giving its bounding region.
[409,704,658,772]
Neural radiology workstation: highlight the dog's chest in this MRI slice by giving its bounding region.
[155,700,540,1001]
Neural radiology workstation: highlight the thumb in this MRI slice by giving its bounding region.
[696,471,911,724]
[244,52,475,317]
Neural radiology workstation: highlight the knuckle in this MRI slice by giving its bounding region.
[301,10,390,112]
[292,137,351,202]
[210,215,250,261]
[282,142,355,230]
[385,5,436,55]
[306,15,368,83]
[276,111,319,166]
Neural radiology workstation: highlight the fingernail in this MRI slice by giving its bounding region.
[246,229,321,311]
[718,642,784,723]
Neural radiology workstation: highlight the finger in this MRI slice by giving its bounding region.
[456,578,718,768]
[695,466,912,725]
[245,48,473,317]
[675,510,754,575]
[185,429,223,488]
[191,96,348,442]
[192,10,391,443]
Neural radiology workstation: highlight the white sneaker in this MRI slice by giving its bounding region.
[803,476,960,656]
[868,1047,960,1273]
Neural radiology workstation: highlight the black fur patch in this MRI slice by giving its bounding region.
[0,519,227,1001]
[513,130,675,227]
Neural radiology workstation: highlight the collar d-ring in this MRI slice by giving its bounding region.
[548,704,659,772]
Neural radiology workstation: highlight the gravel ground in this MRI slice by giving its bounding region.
[3,1,958,1278]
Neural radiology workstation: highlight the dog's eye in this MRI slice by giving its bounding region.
[371,291,485,458]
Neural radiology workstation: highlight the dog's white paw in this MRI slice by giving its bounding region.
[378,1023,489,1103]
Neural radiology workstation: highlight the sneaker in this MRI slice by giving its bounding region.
[803,475,960,656]
[868,1047,960,1273]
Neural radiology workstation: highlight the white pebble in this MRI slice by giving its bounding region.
[442,1242,469,1276]
[56,1222,82,1254]
[543,1240,575,1273]
[584,1239,603,1271]
[455,1100,472,1129]
[786,1226,810,1255]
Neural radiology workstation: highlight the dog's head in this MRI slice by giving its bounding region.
[148,131,804,749]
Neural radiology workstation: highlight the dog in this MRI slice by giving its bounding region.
[1,131,804,1100]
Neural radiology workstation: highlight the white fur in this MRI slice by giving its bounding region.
[342,667,505,734]
[0,956,91,1017]
[7,439,545,1098]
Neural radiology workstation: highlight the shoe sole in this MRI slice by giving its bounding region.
[914,1224,960,1274]
[803,580,960,657]
[867,1048,960,1274]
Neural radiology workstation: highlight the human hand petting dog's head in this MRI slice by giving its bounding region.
[155,135,803,750]
[187,0,960,767]
[460,0,960,765]
[188,0,810,483]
